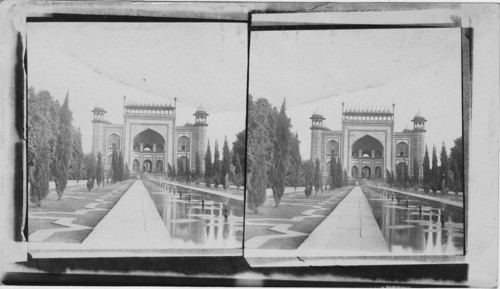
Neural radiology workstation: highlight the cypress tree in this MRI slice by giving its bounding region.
[289,132,302,192]
[330,154,336,190]
[440,142,450,191]
[213,140,221,188]
[413,158,420,185]
[118,151,124,181]
[96,152,103,187]
[314,158,320,195]
[204,141,212,187]
[222,137,231,189]
[195,152,202,180]
[247,122,268,214]
[86,153,96,191]
[422,146,431,192]
[111,146,119,183]
[271,99,291,207]
[431,146,439,193]
[304,161,313,198]
[30,124,51,207]
[124,163,129,180]
[234,152,243,191]
[72,127,84,193]
[54,94,73,200]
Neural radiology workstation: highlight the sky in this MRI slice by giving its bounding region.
[27,22,248,154]
[249,28,463,160]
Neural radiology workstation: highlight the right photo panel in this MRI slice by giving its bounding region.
[245,26,464,262]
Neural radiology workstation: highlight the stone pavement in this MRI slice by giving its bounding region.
[160,180,244,201]
[297,186,389,255]
[81,180,171,249]
[372,186,463,208]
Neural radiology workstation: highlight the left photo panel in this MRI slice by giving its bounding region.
[26,22,247,257]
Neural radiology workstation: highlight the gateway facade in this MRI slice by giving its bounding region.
[91,98,208,173]
[310,103,426,180]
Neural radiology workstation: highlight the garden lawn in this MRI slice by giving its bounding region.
[245,186,353,250]
[28,179,135,243]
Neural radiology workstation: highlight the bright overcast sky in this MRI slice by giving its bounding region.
[28,22,248,154]
[249,28,462,160]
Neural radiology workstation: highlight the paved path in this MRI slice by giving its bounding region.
[159,181,244,202]
[82,180,171,249]
[297,186,389,255]
[371,186,463,208]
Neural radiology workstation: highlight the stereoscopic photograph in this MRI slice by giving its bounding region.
[245,27,464,258]
[1,2,498,287]
[26,22,247,257]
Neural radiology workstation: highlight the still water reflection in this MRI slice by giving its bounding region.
[362,186,464,255]
[146,181,244,249]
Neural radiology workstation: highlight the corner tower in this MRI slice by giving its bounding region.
[193,105,209,168]
[91,107,107,155]
[310,109,326,161]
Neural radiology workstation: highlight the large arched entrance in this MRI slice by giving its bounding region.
[143,160,152,173]
[133,129,166,153]
[350,135,384,179]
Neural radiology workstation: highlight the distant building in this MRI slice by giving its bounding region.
[310,103,426,180]
[91,98,208,173]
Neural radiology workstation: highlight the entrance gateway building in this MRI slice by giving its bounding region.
[310,103,427,180]
[91,98,208,173]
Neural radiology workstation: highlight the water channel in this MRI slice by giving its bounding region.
[362,186,464,255]
[145,180,244,249]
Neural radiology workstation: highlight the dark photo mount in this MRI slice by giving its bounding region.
[1,2,497,287]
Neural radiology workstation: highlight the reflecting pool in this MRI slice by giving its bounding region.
[145,180,244,249]
[362,186,464,255]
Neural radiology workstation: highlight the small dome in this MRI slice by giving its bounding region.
[403,122,412,132]
[196,104,206,112]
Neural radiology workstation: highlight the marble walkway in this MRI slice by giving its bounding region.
[296,186,390,255]
[81,180,171,249]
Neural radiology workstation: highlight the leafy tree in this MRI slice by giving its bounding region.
[85,153,96,191]
[314,158,321,195]
[247,122,268,214]
[111,146,119,183]
[204,141,212,187]
[270,99,291,207]
[29,124,51,207]
[431,146,439,193]
[118,152,124,181]
[422,146,431,193]
[195,152,202,180]
[96,152,103,187]
[53,93,73,200]
[222,136,232,189]
[451,160,462,194]
[440,142,450,193]
[213,140,221,189]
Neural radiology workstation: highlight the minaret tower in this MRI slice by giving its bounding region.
[91,107,107,155]
[412,110,427,131]
[310,109,325,161]
[194,105,209,168]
